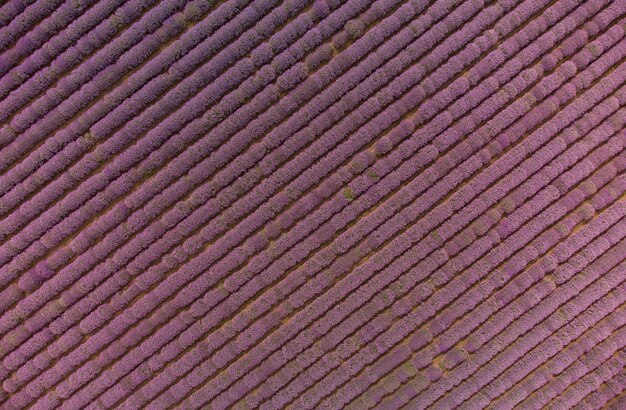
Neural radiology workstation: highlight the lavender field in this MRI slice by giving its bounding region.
[0,0,624,408]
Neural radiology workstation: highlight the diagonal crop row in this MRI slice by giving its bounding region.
[486,301,626,409]
[11,0,502,404]
[390,212,626,410]
[0,0,102,82]
[255,101,626,410]
[0,0,434,404]
[297,145,626,409]
[0,0,470,382]
[0,0,394,372]
[189,36,624,408]
[66,0,588,406]
[0,0,63,53]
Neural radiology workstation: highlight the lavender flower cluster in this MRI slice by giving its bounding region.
[0,0,624,408]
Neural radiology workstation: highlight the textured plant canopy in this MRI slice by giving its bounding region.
[0,0,624,408]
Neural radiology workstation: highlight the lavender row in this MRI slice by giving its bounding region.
[154,31,612,410]
[0,0,442,372]
[0,0,169,156]
[605,390,626,410]
[257,147,621,408]
[576,358,626,409]
[123,10,620,406]
[458,261,626,408]
[397,264,626,409]
[0,0,100,80]
[68,0,540,406]
[1,0,620,406]
[0,0,204,281]
[447,282,626,410]
[0,0,278,262]
[0,0,304,372]
[0,4,426,398]
[276,97,620,408]
[292,60,624,406]
[183,21,620,406]
[0,0,478,302]
[0,0,37,31]
[0,0,371,290]
[0,0,616,406]
[293,133,626,410]
[0,0,612,404]
[250,103,626,410]
[196,32,604,410]
[551,346,626,409]
[423,163,624,370]
[488,302,626,408]
[12,0,482,404]
[0,0,167,138]
[9,0,532,404]
[83,28,624,406]
[0,17,346,398]
[413,213,626,409]
[0,0,250,191]
[0,0,128,102]
[457,274,626,410]
[0,0,400,398]
[0,0,301,198]
[358,144,626,408]
[0,0,313,286]
[0,3,172,208]
[0,0,376,352]
[371,199,625,409]
[372,203,626,410]
[0,0,298,292]
[0,0,62,53]
[0,0,336,256]
[0,0,394,394]
[566,348,626,410]
[0,0,241,306]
